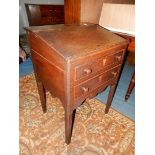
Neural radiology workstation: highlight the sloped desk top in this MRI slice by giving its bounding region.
[26,23,127,59]
[26,23,128,144]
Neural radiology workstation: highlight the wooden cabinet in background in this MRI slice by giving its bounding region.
[25,4,64,26]
[64,0,135,24]
[64,0,104,24]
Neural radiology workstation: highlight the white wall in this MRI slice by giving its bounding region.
[19,0,64,34]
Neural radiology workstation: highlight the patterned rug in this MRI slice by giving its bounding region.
[19,74,135,155]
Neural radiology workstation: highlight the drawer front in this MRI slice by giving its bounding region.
[74,65,120,99]
[75,50,123,81]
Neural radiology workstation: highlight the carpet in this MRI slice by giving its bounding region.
[19,74,135,155]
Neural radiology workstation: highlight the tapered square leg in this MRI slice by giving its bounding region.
[105,85,117,114]
[36,80,47,113]
[65,109,74,144]
[125,71,135,101]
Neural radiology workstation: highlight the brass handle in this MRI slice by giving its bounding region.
[115,55,122,61]
[111,72,117,77]
[81,87,89,93]
[103,58,107,66]
[98,75,103,82]
[84,68,92,74]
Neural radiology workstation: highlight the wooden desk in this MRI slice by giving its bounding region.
[114,33,134,52]
[25,23,128,144]
[113,32,135,100]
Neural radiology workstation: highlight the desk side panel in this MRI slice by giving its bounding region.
[26,30,67,107]
[30,50,66,107]
[26,30,66,70]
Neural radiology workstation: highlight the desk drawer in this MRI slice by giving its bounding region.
[75,50,123,80]
[74,65,120,99]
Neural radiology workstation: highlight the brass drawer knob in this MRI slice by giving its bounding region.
[111,72,117,77]
[81,87,89,93]
[115,55,122,61]
[84,68,92,74]
[103,58,107,66]
[98,75,103,82]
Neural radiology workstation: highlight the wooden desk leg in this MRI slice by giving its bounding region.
[65,109,74,144]
[125,71,135,101]
[36,80,47,113]
[105,84,117,114]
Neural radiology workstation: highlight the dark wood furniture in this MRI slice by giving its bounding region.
[124,35,135,101]
[125,70,135,101]
[64,0,135,24]
[113,33,135,101]
[25,23,128,144]
[64,0,104,24]
[25,4,64,26]
[114,32,135,64]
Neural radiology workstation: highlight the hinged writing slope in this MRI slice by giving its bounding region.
[26,23,128,144]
